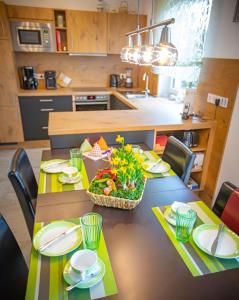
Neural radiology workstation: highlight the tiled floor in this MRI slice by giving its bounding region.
[0,148,46,265]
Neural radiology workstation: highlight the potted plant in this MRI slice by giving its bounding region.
[87,135,146,209]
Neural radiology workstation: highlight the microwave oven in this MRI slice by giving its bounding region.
[10,21,56,52]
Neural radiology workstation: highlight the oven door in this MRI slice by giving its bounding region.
[75,102,108,111]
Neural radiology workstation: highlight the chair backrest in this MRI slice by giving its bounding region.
[162,136,196,184]
[0,213,28,299]
[213,181,239,234]
[8,148,37,238]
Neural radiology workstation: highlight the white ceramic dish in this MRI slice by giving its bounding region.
[41,159,69,174]
[171,201,191,214]
[58,173,81,184]
[193,224,239,259]
[70,249,98,275]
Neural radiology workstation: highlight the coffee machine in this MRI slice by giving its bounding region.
[45,70,57,89]
[19,66,38,90]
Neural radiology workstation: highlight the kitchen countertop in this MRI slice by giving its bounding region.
[18,86,215,135]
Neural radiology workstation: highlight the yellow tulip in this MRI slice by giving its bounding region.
[116,135,124,144]
[124,144,132,153]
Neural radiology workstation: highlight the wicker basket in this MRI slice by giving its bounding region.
[86,179,146,210]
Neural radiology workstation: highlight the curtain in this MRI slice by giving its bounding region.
[154,0,213,66]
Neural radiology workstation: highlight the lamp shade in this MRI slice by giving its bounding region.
[152,26,178,67]
[120,36,133,63]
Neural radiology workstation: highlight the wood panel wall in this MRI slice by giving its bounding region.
[194,58,239,205]
[15,53,138,88]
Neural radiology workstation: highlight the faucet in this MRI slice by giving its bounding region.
[143,72,150,98]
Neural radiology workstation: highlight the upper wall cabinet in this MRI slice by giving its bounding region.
[0,2,10,39]
[7,5,54,21]
[108,13,147,54]
[66,11,107,54]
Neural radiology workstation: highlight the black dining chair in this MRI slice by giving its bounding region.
[0,213,28,299]
[162,136,196,185]
[8,148,38,239]
[213,181,239,235]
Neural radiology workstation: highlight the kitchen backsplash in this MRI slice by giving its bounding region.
[15,53,138,88]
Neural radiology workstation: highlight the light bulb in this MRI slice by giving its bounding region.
[128,46,141,64]
[138,45,153,65]
[152,43,178,67]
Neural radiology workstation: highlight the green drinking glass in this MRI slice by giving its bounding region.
[81,213,103,250]
[70,148,83,171]
[176,206,197,243]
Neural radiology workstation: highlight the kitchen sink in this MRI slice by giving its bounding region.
[120,91,154,100]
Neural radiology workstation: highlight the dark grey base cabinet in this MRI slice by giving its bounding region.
[110,96,132,110]
[19,96,72,140]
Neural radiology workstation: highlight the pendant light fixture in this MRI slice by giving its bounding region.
[127,0,141,64]
[120,35,133,62]
[152,25,178,66]
[120,0,178,67]
[138,0,154,66]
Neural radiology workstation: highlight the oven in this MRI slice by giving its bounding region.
[10,21,56,52]
[73,95,110,111]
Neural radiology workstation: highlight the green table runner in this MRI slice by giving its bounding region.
[143,151,176,179]
[38,161,89,194]
[26,218,118,300]
[152,201,239,277]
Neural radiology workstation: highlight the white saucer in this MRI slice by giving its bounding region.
[63,258,105,289]
[164,207,176,226]
[58,173,81,184]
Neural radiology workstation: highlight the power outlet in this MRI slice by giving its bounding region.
[120,73,127,80]
[35,73,44,80]
[207,93,228,108]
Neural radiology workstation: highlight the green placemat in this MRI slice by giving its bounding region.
[143,151,176,178]
[25,218,118,300]
[38,161,89,194]
[152,201,239,277]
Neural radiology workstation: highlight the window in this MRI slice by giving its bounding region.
[153,0,213,87]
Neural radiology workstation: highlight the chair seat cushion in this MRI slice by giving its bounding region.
[221,189,239,235]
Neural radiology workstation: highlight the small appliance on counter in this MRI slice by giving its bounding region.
[173,131,199,148]
[19,66,38,90]
[125,67,133,88]
[45,70,57,89]
[110,74,121,87]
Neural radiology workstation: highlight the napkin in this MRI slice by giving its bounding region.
[98,136,108,150]
[80,138,93,153]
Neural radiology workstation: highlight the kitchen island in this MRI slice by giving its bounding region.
[48,90,216,193]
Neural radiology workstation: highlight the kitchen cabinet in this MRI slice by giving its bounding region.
[0,106,23,143]
[0,2,10,40]
[110,96,132,110]
[0,40,18,106]
[66,11,107,54]
[19,96,72,140]
[0,2,23,143]
[7,5,54,21]
[108,13,147,54]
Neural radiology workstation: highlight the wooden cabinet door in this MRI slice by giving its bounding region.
[0,40,18,106]
[67,10,107,54]
[0,106,23,142]
[7,5,54,21]
[0,2,10,40]
[108,13,147,54]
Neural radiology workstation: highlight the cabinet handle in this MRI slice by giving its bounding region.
[0,21,4,36]
[40,108,54,112]
[42,126,48,130]
[39,99,53,102]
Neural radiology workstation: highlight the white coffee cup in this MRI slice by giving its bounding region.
[70,249,98,276]
[62,166,78,178]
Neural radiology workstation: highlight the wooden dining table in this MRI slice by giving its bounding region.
[33,149,239,300]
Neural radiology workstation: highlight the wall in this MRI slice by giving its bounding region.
[195,0,239,204]
[204,0,239,59]
[15,53,138,88]
[214,88,239,199]
[4,0,144,13]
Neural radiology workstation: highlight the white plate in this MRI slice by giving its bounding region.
[83,151,108,161]
[171,201,191,214]
[63,258,106,289]
[58,173,81,184]
[193,224,239,259]
[41,159,69,174]
[33,221,82,257]
[142,161,170,174]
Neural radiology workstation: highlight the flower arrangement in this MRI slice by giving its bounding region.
[88,135,145,201]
